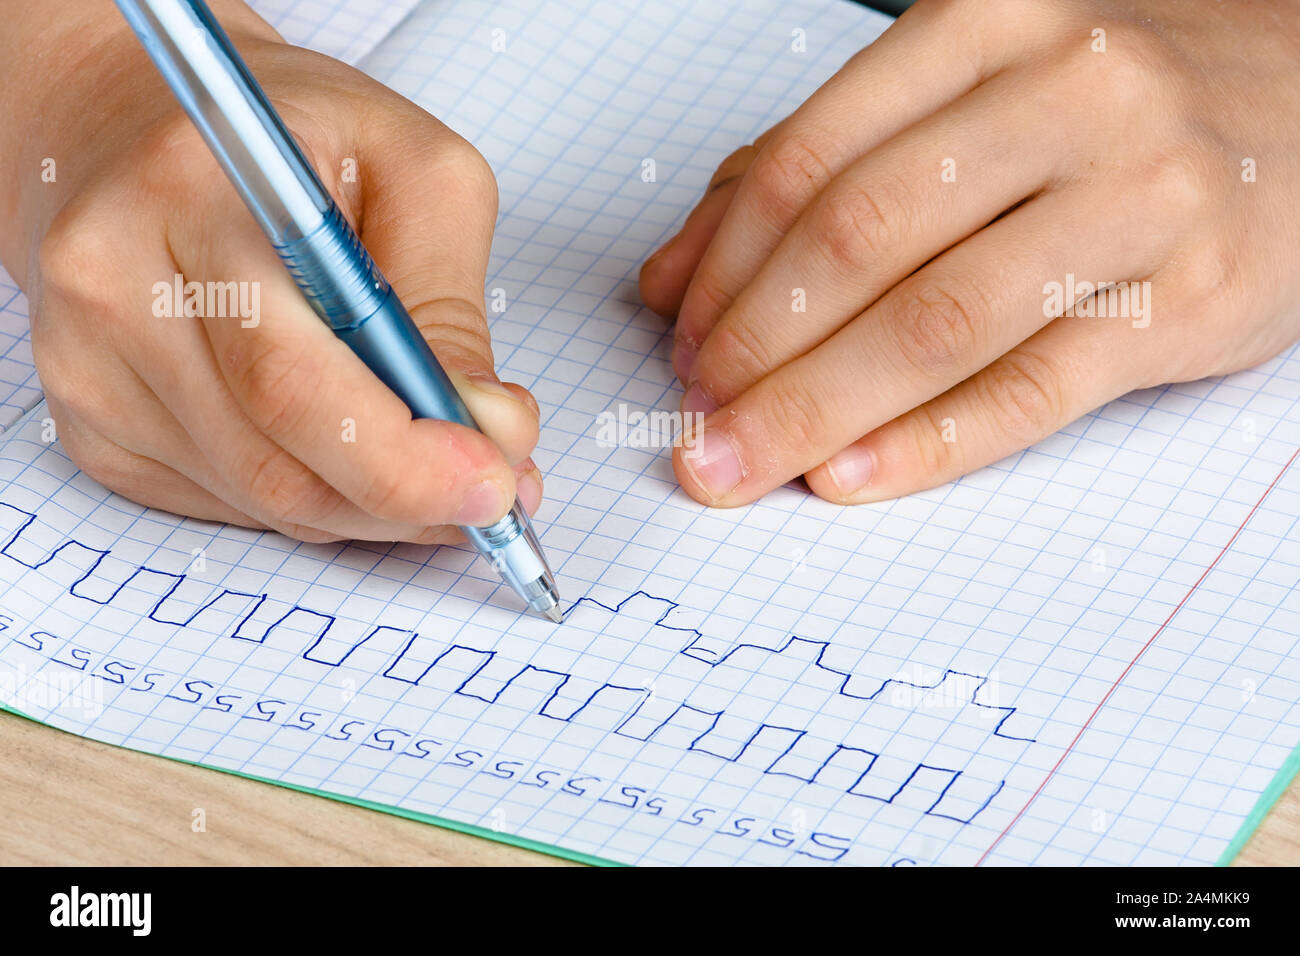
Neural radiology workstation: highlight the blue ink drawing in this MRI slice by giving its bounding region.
[0,503,1037,825]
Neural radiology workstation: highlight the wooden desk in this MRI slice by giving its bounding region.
[1,709,1295,865]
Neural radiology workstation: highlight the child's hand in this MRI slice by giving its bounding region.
[641,0,1300,507]
[0,1,539,544]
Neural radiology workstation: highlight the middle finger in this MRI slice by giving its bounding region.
[684,71,1069,414]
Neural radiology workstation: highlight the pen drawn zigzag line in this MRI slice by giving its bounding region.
[557,593,1027,824]
[604,702,1006,825]
[0,505,1022,825]
[566,591,1036,742]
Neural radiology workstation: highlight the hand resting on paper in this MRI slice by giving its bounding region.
[641,0,1300,508]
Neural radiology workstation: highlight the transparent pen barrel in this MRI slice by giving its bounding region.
[465,505,556,603]
[273,204,390,330]
[115,0,332,239]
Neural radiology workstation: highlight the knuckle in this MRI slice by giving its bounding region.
[408,298,491,366]
[50,375,101,424]
[892,280,984,373]
[135,108,223,192]
[812,179,902,276]
[1176,241,1237,304]
[946,0,1017,15]
[910,404,960,480]
[977,349,1063,441]
[969,0,1028,15]
[1065,27,1164,113]
[681,270,735,335]
[55,420,101,477]
[140,107,206,157]
[462,148,499,199]
[770,376,832,452]
[747,133,835,225]
[699,318,775,392]
[1142,152,1210,220]
[917,0,1001,31]
[435,136,498,205]
[243,447,338,528]
[354,463,423,523]
[230,341,318,437]
[36,207,113,302]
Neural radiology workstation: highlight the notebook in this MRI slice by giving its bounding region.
[0,0,1297,867]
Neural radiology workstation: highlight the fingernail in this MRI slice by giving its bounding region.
[825,445,875,497]
[456,480,507,526]
[684,426,745,500]
[680,382,717,417]
[672,336,698,382]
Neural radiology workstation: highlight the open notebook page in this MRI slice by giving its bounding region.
[244,0,422,64]
[1,0,1298,866]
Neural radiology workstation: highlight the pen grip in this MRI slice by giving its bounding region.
[334,288,479,431]
[272,202,480,430]
[272,203,388,332]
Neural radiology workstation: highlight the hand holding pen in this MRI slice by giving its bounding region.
[0,0,558,616]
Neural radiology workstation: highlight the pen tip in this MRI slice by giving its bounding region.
[544,605,565,624]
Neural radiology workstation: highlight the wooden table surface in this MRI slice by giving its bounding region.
[1,708,1295,866]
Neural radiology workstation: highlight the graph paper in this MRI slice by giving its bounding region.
[0,0,1298,866]
[244,0,422,65]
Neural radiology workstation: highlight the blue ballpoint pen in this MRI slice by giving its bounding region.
[113,0,564,622]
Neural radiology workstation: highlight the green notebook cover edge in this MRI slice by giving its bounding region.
[0,702,621,867]
[1214,733,1300,866]
[7,699,1296,866]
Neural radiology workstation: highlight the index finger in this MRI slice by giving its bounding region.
[670,0,1053,380]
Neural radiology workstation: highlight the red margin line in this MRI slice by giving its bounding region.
[975,444,1300,866]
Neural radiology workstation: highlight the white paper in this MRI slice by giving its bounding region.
[1,0,1297,866]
